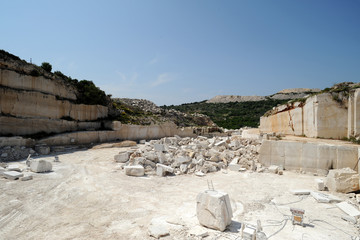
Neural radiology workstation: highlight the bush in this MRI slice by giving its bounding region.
[41,62,52,72]
[75,80,108,106]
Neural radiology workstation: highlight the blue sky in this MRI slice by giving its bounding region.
[1,0,359,105]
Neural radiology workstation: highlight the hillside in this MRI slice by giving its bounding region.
[161,99,289,129]
[207,88,320,103]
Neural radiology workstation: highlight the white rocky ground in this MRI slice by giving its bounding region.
[0,139,359,240]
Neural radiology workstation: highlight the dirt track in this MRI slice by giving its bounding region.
[0,146,358,240]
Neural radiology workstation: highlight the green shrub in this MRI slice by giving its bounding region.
[41,62,52,72]
[75,80,108,106]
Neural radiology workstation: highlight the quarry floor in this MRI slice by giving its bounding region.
[0,146,359,240]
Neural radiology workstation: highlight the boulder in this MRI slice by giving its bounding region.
[124,165,145,177]
[325,168,359,193]
[114,152,130,163]
[30,160,53,173]
[196,190,233,231]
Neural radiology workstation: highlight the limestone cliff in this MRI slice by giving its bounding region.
[0,50,108,137]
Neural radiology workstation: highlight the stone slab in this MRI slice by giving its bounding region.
[3,171,23,180]
[336,202,360,218]
[310,191,342,203]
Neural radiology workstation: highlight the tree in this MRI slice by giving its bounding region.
[41,62,52,72]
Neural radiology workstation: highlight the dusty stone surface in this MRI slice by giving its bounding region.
[0,147,359,239]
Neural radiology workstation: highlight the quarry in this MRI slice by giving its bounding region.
[1,50,360,240]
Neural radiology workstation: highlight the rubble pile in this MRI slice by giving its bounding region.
[0,157,53,181]
[115,135,262,176]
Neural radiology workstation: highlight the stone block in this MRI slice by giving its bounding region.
[30,160,53,173]
[315,179,325,191]
[3,171,23,180]
[124,165,144,177]
[156,163,173,177]
[114,152,130,163]
[268,165,279,174]
[7,164,21,172]
[196,190,233,231]
[325,168,359,193]
[228,158,241,171]
[154,144,166,152]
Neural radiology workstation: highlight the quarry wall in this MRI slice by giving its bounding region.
[0,59,108,137]
[260,93,349,139]
[259,139,359,172]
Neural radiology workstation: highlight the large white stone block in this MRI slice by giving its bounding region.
[325,168,359,193]
[30,160,52,173]
[196,190,233,231]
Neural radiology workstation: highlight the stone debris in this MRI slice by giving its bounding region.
[3,171,23,180]
[325,168,360,193]
[0,144,54,161]
[336,201,360,218]
[196,190,233,231]
[30,160,53,173]
[115,135,261,177]
[124,165,145,177]
[34,144,50,155]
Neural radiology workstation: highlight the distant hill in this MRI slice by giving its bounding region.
[206,88,320,103]
[162,88,321,129]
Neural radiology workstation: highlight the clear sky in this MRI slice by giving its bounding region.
[1,0,359,105]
